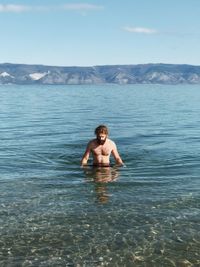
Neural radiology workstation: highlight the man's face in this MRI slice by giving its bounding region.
[96,133,107,145]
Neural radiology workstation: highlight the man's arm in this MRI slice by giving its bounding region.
[111,142,124,166]
[81,142,91,166]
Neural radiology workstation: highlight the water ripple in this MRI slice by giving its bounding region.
[0,85,200,266]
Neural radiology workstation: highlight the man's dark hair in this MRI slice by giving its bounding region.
[95,125,109,135]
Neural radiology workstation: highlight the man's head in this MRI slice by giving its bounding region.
[95,125,109,145]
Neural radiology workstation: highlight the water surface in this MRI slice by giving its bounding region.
[0,84,200,266]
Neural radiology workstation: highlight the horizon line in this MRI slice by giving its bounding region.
[1,62,200,68]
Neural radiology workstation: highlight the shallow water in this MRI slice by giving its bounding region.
[0,84,200,266]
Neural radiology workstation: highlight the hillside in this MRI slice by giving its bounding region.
[1,63,200,85]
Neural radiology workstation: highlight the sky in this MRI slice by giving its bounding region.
[0,0,200,67]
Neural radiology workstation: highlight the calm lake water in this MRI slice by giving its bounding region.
[0,84,200,266]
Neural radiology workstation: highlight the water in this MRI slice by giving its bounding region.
[0,84,200,266]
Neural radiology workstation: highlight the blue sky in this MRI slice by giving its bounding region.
[1,0,200,66]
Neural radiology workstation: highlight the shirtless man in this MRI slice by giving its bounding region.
[81,125,124,167]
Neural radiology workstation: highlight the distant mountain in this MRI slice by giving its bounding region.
[1,63,200,85]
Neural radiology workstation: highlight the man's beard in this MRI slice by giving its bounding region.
[96,137,106,145]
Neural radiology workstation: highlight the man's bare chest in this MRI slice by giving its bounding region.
[92,145,111,156]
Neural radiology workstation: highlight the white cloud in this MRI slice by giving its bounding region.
[0,4,30,12]
[62,4,104,11]
[0,3,104,13]
[123,26,158,34]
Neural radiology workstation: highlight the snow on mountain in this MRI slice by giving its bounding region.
[0,72,13,78]
[29,72,47,80]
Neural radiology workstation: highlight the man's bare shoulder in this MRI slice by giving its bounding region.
[87,139,97,148]
[107,138,117,148]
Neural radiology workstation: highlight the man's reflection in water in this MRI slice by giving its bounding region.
[82,166,119,204]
